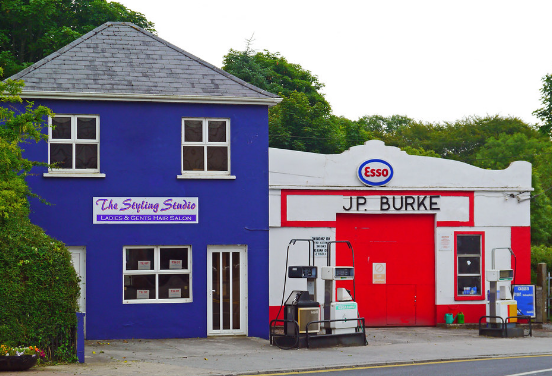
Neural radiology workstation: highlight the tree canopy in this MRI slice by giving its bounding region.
[0,0,155,78]
[223,46,340,153]
[534,73,552,136]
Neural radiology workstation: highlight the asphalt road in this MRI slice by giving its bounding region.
[270,355,552,376]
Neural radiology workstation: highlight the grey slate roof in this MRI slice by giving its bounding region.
[9,22,280,102]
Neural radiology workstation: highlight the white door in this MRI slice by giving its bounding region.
[69,247,86,336]
[207,246,247,335]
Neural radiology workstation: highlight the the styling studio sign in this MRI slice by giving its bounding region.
[93,197,198,224]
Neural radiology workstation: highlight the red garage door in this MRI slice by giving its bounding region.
[336,214,436,326]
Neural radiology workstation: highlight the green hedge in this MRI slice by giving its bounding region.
[530,244,552,285]
[0,218,79,361]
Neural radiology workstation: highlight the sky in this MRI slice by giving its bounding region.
[117,0,552,125]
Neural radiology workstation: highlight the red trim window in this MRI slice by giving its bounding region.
[454,232,485,301]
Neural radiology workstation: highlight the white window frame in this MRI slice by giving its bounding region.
[122,245,192,304]
[178,118,235,179]
[45,114,105,178]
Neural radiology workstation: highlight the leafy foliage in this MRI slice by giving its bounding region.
[474,133,552,245]
[0,0,155,78]
[533,74,552,136]
[385,115,539,163]
[530,244,552,284]
[0,75,52,221]
[223,47,328,108]
[223,46,342,153]
[0,68,79,361]
[269,91,341,153]
[0,222,79,361]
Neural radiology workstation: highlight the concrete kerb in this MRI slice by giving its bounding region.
[237,353,552,376]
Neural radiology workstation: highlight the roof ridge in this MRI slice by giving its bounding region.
[8,22,113,81]
[125,23,279,99]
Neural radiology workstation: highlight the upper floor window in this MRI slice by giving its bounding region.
[181,118,231,177]
[48,115,100,174]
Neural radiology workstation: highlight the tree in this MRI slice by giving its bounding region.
[385,115,540,163]
[0,70,51,219]
[223,47,329,108]
[533,73,552,136]
[223,46,343,153]
[0,68,79,360]
[475,133,552,246]
[0,0,155,78]
[269,91,341,153]
[357,114,414,136]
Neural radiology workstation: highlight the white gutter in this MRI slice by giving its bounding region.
[19,91,283,107]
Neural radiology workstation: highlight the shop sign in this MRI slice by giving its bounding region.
[343,195,440,212]
[357,159,393,186]
[93,197,198,224]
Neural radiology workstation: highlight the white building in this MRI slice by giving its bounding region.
[269,140,532,325]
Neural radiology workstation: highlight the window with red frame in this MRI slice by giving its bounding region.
[456,233,484,299]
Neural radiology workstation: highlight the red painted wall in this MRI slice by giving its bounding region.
[336,214,436,326]
[511,226,531,284]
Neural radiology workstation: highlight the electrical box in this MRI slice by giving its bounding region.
[321,266,354,280]
[288,266,317,278]
[486,269,514,282]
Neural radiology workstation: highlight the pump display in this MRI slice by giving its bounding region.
[270,239,366,349]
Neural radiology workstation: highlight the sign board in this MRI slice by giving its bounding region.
[137,261,151,270]
[342,195,440,212]
[439,232,453,251]
[169,260,183,269]
[513,285,535,318]
[357,159,394,186]
[372,263,386,284]
[312,236,330,257]
[168,288,182,298]
[93,197,198,224]
[137,290,149,299]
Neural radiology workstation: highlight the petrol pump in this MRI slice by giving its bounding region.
[270,239,366,349]
[481,247,524,337]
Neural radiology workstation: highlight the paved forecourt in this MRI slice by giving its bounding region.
[17,326,552,376]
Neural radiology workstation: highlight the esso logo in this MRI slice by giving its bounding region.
[357,159,393,186]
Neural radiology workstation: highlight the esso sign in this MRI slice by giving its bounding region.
[357,159,393,186]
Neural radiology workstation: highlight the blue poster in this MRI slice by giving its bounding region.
[513,285,535,318]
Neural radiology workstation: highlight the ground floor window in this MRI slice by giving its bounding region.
[123,246,192,303]
[454,232,485,301]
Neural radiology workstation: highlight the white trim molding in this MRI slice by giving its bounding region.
[20,91,282,107]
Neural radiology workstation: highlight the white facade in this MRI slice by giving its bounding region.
[269,140,532,325]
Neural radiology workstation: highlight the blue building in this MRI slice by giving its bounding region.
[10,22,280,340]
